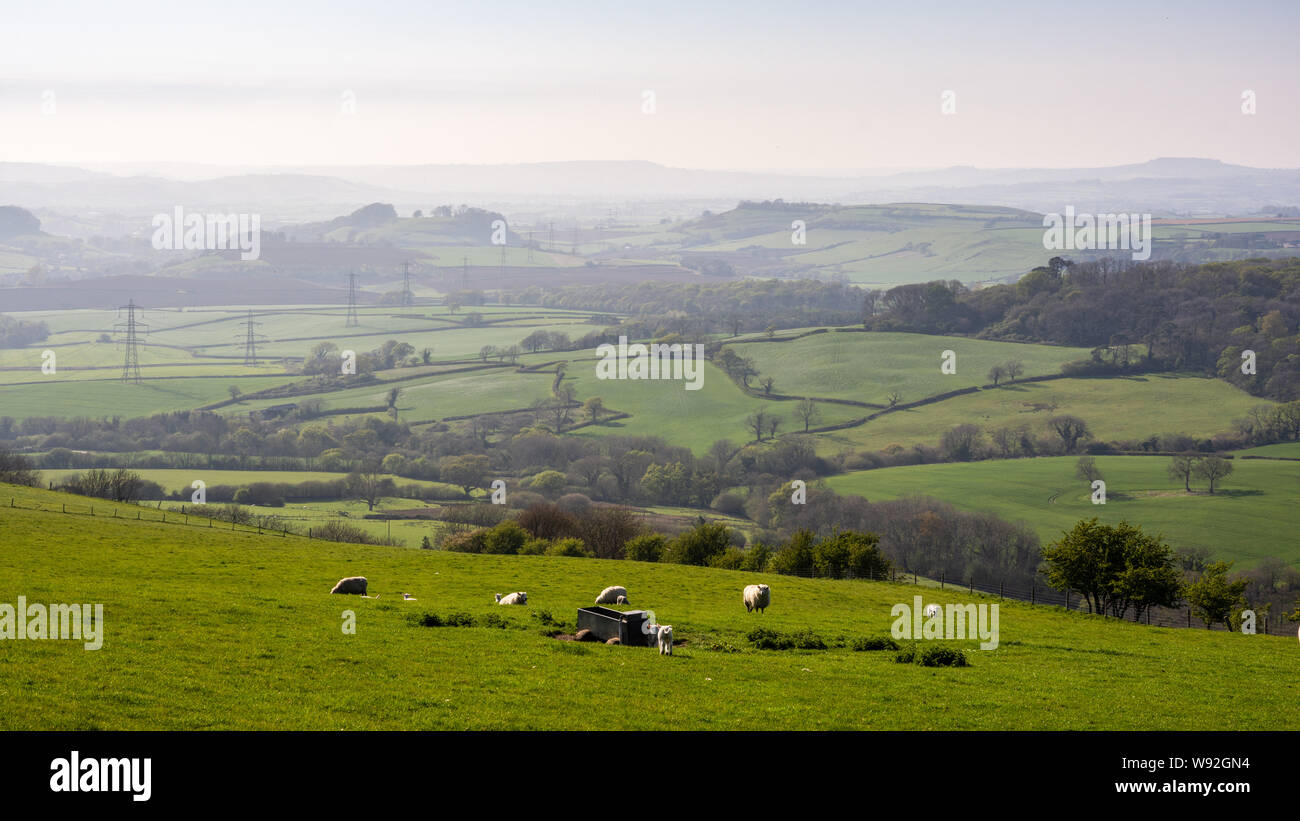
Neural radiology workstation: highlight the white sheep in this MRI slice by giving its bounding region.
[495,592,527,605]
[330,576,368,595]
[595,586,628,605]
[924,603,941,619]
[657,624,674,656]
[743,584,770,613]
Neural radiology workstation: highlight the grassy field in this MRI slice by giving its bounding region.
[825,455,1300,567]
[729,331,1091,404]
[815,374,1268,455]
[1,481,1294,730]
[37,469,451,494]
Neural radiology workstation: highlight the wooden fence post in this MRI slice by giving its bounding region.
[998,581,1003,600]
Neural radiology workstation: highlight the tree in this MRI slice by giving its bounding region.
[479,345,496,362]
[0,446,41,487]
[987,364,1006,386]
[1193,455,1233,494]
[228,385,243,402]
[1047,414,1090,452]
[386,387,401,410]
[795,398,820,432]
[760,376,775,396]
[583,396,605,424]
[347,461,390,511]
[438,454,491,496]
[1167,454,1198,492]
[1186,561,1249,629]
[1040,518,1183,619]
[766,414,782,440]
[744,408,769,442]
[886,390,902,408]
[420,347,433,364]
[1004,360,1024,382]
[1075,455,1102,484]
[940,423,981,461]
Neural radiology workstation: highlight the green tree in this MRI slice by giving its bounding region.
[1193,455,1234,494]
[1041,518,1183,619]
[1185,561,1249,629]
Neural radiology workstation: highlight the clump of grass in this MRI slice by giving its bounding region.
[894,643,969,667]
[853,636,900,652]
[747,627,827,651]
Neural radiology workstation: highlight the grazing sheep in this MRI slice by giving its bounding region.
[330,576,368,595]
[595,586,629,605]
[743,584,771,613]
[924,603,941,619]
[494,592,527,605]
[657,624,674,655]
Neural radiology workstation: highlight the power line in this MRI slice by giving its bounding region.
[238,309,267,366]
[345,271,360,327]
[114,299,149,384]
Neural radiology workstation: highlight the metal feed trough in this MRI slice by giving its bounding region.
[576,606,652,646]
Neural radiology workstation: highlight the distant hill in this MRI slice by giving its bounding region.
[0,206,42,239]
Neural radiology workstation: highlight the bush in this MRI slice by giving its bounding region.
[746,627,826,650]
[710,491,746,516]
[741,542,771,572]
[624,533,666,563]
[708,546,746,570]
[483,520,529,554]
[664,522,731,566]
[442,529,488,553]
[546,538,593,558]
[519,537,551,555]
[852,636,900,651]
[918,646,969,667]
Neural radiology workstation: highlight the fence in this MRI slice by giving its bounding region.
[761,566,1298,637]
[5,495,299,539]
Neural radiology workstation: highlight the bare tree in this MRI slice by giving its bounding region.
[987,364,1006,386]
[745,408,769,442]
[795,398,820,432]
[1047,414,1090,452]
[1004,360,1025,382]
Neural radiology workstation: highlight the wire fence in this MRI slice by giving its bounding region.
[764,567,1298,637]
[4,494,298,539]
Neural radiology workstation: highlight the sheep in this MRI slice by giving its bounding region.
[595,586,629,605]
[495,591,527,605]
[657,624,674,655]
[402,593,417,602]
[743,584,770,613]
[330,576,368,595]
[924,603,941,619]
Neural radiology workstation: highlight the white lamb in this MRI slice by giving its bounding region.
[595,586,629,605]
[924,603,941,619]
[657,624,674,656]
[743,584,770,613]
[495,591,527,605]
[330,576,368,595]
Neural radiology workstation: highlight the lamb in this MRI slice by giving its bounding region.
[329,576,368,595]
[743,584,770,613]
[495,591,527,605]
[924,603,941,619]
[595,586,629,605]
[657,624,674,656]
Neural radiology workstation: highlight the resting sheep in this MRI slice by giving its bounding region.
[657,624,674,656]
[495,592,527,605]
[330,576,368,595]
[595,586,629,605]
[924,603,941,619]
[743,584,770,614]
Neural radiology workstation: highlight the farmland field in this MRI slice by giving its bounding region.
[729,330,1091,404]
[814,374,1268,455]
[1,482,1294,731]
[824,455,1300,567]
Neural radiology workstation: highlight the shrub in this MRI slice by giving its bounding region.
[708,546,746,570]
[852,636,900,652]
[741,542,771,572]
[917,646,969,667]
[546,538,593,558]
[519,537,551,555]
[624,533,666,563]
[483,520,529,554]
[664,522,731,565]
[894,645,917,664]
[747,627,787,650]
[710,491,746,516]
[788,629,826,650]
[442,529,488,553]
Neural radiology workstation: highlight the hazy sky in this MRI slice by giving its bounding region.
[3,0,1298,171]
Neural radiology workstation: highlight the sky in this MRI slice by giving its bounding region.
[2,0,1298,171]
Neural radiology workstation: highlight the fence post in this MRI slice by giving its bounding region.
[1065,589,1070,609]
[1186,609,1191,627]
[308,528,312,540]
[914,573,918,585]
[1031,583,1035,605]
[62,503,65,513]
[999,581,1003,600]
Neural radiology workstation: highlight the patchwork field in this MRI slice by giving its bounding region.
[825,455,1300,567]
[1,483,1294,731]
